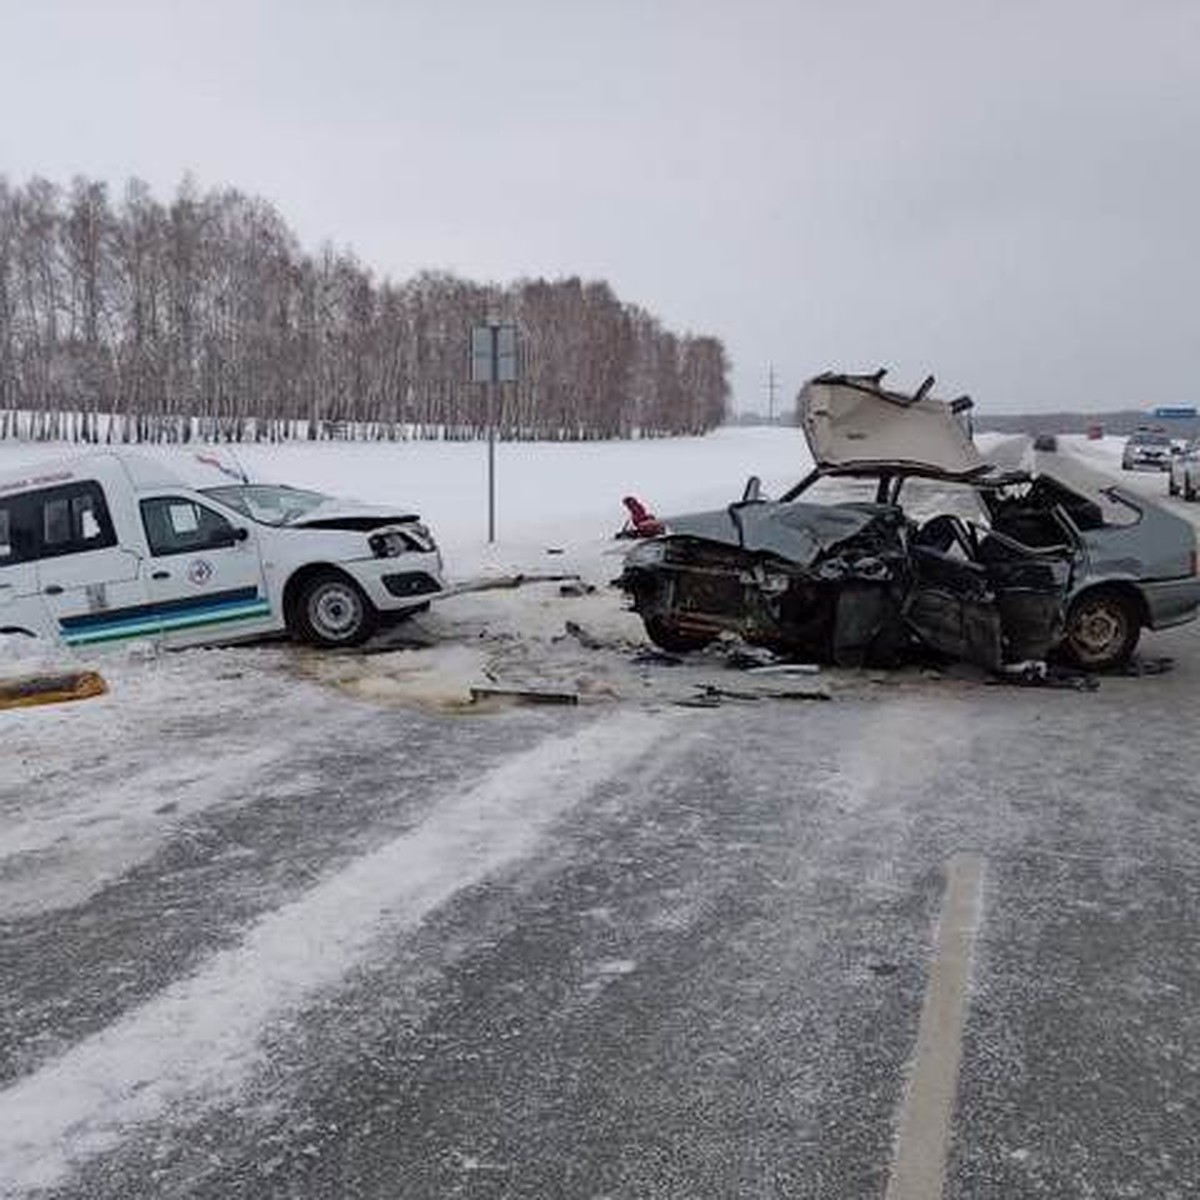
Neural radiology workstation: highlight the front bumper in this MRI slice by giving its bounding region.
[1140,576,1200,629]
[1127,453,1170,470]
[345,550,448,611]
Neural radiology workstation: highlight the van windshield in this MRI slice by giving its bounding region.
[202,485,330,526]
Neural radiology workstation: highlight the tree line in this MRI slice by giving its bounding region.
[0,176,729,444]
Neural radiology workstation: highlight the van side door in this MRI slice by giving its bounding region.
[138,494,274,646]
[33,481,152,648]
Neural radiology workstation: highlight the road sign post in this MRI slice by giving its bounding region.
[471,322,518,543]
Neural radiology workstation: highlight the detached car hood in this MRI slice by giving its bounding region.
[290,501,422,531]
[800,371,985,479]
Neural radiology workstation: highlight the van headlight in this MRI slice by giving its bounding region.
[369,526,435,557]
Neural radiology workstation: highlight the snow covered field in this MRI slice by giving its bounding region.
[0,427,815,562]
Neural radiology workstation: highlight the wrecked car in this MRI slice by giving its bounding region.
[619,371,1200,671]
[0,450,445,650]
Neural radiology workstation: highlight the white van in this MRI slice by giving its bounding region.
[0,450,446,650]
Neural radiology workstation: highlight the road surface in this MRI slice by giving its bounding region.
[1,441,1198,1199]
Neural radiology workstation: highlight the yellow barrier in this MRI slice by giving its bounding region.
[0,671,108,710]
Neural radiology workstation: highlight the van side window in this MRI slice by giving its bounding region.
[29,483,117,560]
[141,497,237,557]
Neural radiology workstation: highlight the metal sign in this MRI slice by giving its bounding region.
[471,323,518,383]
[470,322,519,543]
[1151,406,1197,419]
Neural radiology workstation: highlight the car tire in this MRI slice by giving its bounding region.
[1062,588,1141,670]
[1185,477,1197,502]
[292,571,376,648]
[1169,473,1180,497]
[644,615,715,654]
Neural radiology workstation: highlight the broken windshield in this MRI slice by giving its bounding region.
[203,484,330,526]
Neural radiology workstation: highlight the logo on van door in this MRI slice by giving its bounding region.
[186,559,215,587]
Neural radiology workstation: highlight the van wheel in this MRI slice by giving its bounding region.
[1062,588,1141,670]
[292,572,376,647]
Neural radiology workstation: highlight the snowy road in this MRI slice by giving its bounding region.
[2,438,1200,1197]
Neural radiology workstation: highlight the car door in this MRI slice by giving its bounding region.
[32,481,152,648]
[138,494,275,646]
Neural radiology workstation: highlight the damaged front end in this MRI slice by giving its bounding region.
[618,502,915,666]
[618,499,1073,672]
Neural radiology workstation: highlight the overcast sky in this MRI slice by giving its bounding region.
[1,0,1197,414]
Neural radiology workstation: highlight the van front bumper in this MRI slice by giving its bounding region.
[346,551,448,612]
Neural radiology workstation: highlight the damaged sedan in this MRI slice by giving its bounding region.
[619,371,1200,671]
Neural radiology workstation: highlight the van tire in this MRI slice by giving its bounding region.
[291,571,376,648]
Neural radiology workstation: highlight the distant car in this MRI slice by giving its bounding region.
[1168,439,1200,500]
[620,371,1200,671]
[1033,434,1058,452]
[1122,430,1173,471]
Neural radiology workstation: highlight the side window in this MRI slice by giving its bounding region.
[29,483,117,560]
[141,497,237,557]
[0,506,12,564]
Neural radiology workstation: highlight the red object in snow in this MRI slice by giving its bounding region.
[621,495,664,538]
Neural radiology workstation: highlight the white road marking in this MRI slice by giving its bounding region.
[885,852,984,1200]
[0,711,675,1197]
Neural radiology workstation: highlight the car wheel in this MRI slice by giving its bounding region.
[644,615,715,654]
[1185,476,1197,502]
[292,571,376,647]
[1169,472,1180,496]
[1062,588,1141,670]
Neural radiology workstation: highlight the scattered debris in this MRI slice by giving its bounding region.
[746,663,821,677]
[989,661,1099,691]
[867,961,900,978]
[687,682,831,705]
[1116,656,1174,677]
[0,670,108,710]
[446,572,582,596]
[469,685,579,708]
[631,647,685,667]
[564,620,608,650]
[559,581,597,597]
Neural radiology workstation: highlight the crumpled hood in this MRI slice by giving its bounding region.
[665,501,888,566]
[799,370,985,479]
[290,500,421,530]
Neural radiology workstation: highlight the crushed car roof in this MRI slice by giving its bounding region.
[799,370,986,480]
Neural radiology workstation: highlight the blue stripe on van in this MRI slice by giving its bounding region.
[58,586,262,631]
[58,587,272,644]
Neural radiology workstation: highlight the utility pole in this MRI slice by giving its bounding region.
[766,364,778,424]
